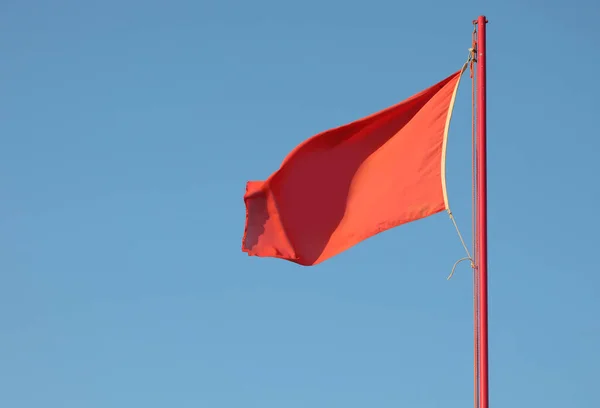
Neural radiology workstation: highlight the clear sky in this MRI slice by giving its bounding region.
[2,1,599,407]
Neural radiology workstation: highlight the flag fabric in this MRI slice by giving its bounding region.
[242,68,465,266]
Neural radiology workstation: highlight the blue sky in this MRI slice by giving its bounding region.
[2,1,599,407]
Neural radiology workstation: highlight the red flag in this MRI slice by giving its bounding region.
[242,69,464,266]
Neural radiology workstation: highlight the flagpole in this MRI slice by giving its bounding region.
[475,15,489,408]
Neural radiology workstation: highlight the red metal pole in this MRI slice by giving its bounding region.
[476,15,489,408]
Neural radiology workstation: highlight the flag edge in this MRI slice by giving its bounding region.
[441,63,468,211]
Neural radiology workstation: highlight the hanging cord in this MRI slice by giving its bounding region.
[446,40,476,280]
[447,211,473,280]
[447,26,478,281]
[442,25,480,408]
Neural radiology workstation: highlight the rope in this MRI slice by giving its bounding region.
[446,45,477,280]
[443,23,480,407]
[448,257,473,281]
[445,33,481,408]
[446,211,473,280]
